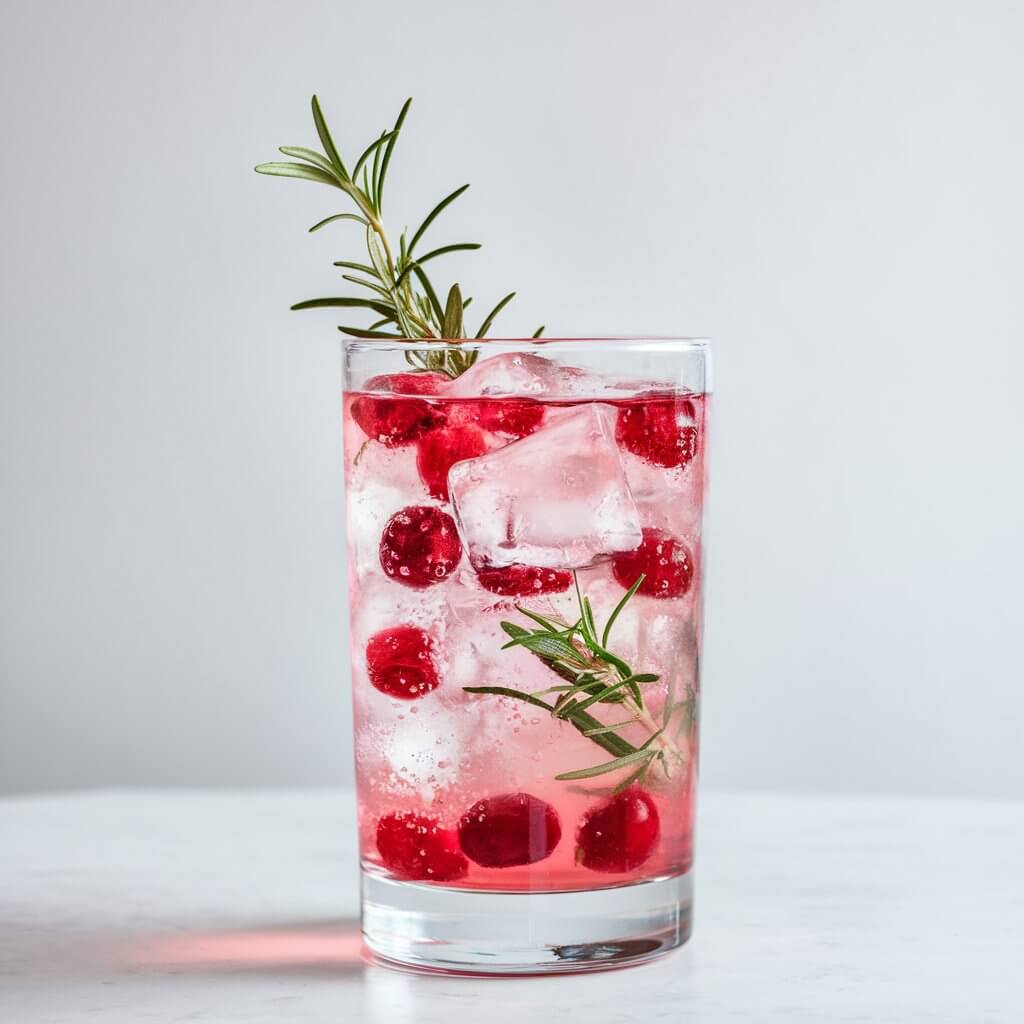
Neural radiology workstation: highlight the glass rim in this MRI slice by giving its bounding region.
[344,336,711,352]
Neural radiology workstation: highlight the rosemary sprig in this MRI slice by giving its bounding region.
[464,573,695,789]
[256,96,543,376]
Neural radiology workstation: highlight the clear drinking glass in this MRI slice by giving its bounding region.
[343,337,710,973]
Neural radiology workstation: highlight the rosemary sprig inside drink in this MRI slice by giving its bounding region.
[464,573,697,790]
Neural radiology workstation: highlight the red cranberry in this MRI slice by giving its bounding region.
[415,425,488,502]
[469,398,544,438]
[576,787,660,873]
[379,505,462,588]
[474,563,572,597]
[376,812,468,881]
[350,386,445,447]
[611,528,694,599]
[365,626,439,699]
[458,793,561,868]
[616,395,698,469]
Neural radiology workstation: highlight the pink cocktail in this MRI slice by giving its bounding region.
[344,339,710,972]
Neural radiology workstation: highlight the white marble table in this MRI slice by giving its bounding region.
[1,789,1021,1022]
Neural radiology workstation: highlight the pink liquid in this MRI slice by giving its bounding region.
[344,373,706,892]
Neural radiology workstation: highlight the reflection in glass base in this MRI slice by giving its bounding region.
[362,870,692,975]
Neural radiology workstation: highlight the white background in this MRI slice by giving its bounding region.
[2,0,1022,798]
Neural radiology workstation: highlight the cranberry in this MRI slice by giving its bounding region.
[458,793,561,868]
[365,371,447,396]
[376,812,468,882]
[470,398,544,438]
[365,626,439,699]
[350,381,445,447]
[576,787,660,873]
[611,527,694,599]
[415,425,488,502]
[379,505,462,588]
[474,563,572,597]
[616,395,698,469]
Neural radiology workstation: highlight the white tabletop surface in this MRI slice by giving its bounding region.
[1,788,1022,1022]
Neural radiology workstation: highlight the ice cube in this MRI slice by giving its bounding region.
[345,444,427,580]
[447,352,566,397]
[448,404,643,570]
[449,351,661,400]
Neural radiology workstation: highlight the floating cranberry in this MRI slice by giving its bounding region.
[611,527,694,599]
[470,398,544,438]
[616,395,698,469]
[350,386,445,448]
[474,563,572,597]
[365,626,439,699]
[416,425,488,502]
[376,812,468,882]
[458,793,561,868]
[379,505,462,588]
[576,787,660,873]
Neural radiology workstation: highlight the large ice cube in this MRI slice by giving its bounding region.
[448,404,643,570]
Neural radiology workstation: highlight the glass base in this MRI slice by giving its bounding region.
[361,870,693,975]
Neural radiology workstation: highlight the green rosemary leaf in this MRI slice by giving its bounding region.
[500,622,531,641]
[370,131,385,211]
[309,212,368,233]
[277,147,339,177]
[351,131,396,185]
[395,243,481,288]
[367,316,396,330]
[290,297,393,317]
[337,325,403,339]
[254,162,340,187]
[462,685,553,712]
[376,98,411,212]
[476,292,516,339]
[417,242,482,266]
[408,184,470,255]
[412,267,444,326]
[532,325,546,338]
[639,727,664,751]
[503,633,581,663]
[560,674,648,716]
[602,574,646,648]
[339,273,393,298]
[571,574,593,642]
[441,284,464,339]
[582,717,641,736]
[333,260,380,278]
[555,748,656,782]
[310,95,348,179]
[513,608,567,633]
[582,596,598,640]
